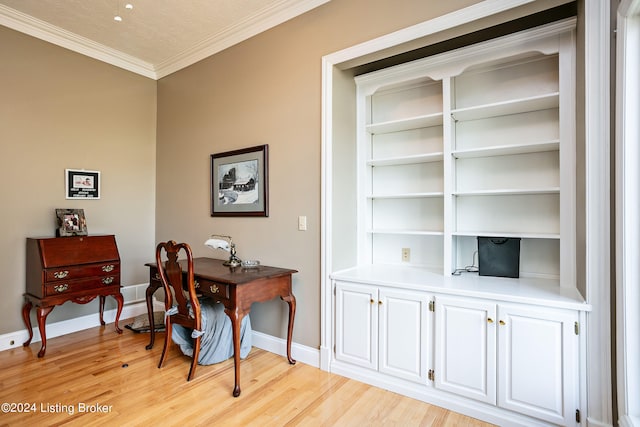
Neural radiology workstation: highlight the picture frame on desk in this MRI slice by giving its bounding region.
[55,208,88,237]
[210,144,269,217]
[65,168,100,199]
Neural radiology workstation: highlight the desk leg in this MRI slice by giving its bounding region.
[282,293,297,365]
[112,293,124,334]
[22,299,33,347]
[35,305,54,358]
[227,309,243,397]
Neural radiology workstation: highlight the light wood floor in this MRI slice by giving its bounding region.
[0,319,495,427]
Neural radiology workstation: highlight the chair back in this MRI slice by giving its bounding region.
[155,241,201,332]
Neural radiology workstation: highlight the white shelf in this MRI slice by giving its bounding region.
[453,188,560,197]
[452,140,560,159]
[356,37,573,280]
[368,192,444,199]
[368,229,444,236]
[452,231,560,239]
[451,92,559,122]
[368,152,443,166]
[366,112,443,134]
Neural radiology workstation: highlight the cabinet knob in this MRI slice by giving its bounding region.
[487,318,494,323]
[499,320,506,326]
[370,299,374,304]
[378,300,383,305]
[210,284,219,294]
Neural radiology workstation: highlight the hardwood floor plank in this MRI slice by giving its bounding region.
[0,320,495,427]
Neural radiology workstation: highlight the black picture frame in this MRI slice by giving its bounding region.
[66,169,100,199]
[55,208,88,237]
[211,145,268,217]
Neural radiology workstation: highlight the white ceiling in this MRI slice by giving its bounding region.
[0,0,329,79]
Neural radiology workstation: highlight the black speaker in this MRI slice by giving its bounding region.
[477,237,521,278]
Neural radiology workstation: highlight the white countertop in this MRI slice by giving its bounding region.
[331,264,591,311]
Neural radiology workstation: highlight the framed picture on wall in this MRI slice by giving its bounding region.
[66,169,100,199]
[210,145,269,217]
[55,208,88,236]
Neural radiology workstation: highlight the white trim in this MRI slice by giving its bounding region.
[251,331,320,368]
[584,1,613,426]
[0,301,153,353]
[0,4,156,79]
[320,54,334,372]
[0,0,330,80]
[1,300,321,368]
[154,0,330,79]
[325,0,539,68]
[616,1,640,426]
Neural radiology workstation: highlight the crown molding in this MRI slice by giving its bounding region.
[0,4,157,79]
[0,0,330,80]
[155,0,331,78]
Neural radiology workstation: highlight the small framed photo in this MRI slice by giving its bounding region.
[55,209,88,237]
[66,169,100,199]
[211,145,269,217]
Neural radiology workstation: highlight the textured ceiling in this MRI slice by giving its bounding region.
[0,0,329,79]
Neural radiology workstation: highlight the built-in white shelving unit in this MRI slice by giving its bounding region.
[331,19,589,427]
[355,21,575,285]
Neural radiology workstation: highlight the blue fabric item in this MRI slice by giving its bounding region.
[171,299,252,365]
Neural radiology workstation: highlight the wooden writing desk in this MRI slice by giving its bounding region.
[144,257,297,397]
[23,236,123,357]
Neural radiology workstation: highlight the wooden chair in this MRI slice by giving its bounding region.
[156,241,202,381]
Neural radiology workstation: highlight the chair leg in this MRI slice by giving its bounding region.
[187,335,201,381]
[158,320,172,369]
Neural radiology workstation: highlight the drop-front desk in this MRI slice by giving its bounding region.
[144,257,297,397]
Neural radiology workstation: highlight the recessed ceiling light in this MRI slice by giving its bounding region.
[125,3,133,9]
[114,15,122,22]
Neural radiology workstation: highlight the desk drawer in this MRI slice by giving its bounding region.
[45,262,120,282]
[197,279,230,302]
[44,276,120,296]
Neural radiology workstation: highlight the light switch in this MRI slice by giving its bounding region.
[298,216,307,231]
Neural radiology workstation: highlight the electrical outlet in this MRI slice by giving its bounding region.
[402,248,410,262]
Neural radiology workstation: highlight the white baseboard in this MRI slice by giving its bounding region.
[587,418,615,427]
[0,300,154,353]
[618,416,640,427]
[1,286,321,369]
[251,330,320,368]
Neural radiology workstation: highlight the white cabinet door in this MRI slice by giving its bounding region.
[335,281,378,369]
[434,296,497,404]
[497,304,578,426]
[378,288,431,383]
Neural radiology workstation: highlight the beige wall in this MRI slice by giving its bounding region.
[0,26,157,334]
[156,0,481,348]
[0,0,484,346]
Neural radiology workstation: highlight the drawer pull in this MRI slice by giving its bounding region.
[102,265,115,273]
[102,277,115,285]
[488,318,494,324]
[210,284,219,294]
[54,270,69,279]
[194,280,200,289]
[499,320,506,326]
[154,273,161,281]
[54,284,69,293]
